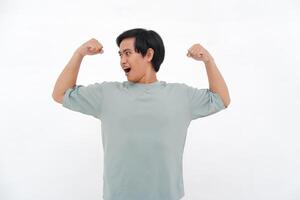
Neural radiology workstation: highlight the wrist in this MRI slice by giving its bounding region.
[204,57,214,65]
[74,49,84,58]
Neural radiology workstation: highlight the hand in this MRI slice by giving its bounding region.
[75,38,104,57]
[187,43,213,63]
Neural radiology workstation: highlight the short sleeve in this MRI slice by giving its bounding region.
[62,82,105,119]
[185,84,226,120]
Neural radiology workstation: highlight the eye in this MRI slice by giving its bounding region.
[119,51,132,57]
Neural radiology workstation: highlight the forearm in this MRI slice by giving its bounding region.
[204,59,231,107]
[52,50,84,100]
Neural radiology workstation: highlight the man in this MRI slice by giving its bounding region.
[52,28,230,200]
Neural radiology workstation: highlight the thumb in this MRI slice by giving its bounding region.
[88,46,94,51]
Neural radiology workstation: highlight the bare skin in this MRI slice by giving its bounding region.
[52,38,103,103]
[118,37,157,84]
[187,43,231,107]
[52,38,230,107]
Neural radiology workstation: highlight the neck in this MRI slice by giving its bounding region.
[136,66,158,84]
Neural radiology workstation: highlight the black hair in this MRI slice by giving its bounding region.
[116,28,165,72]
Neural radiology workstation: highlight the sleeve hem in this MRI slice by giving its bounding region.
[211,91,226,110]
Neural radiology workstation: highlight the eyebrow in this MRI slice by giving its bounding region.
[118,48,133,55]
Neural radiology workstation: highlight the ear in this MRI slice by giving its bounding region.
[146,48,154,62]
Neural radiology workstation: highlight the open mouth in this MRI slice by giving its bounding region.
[123,67,131,74]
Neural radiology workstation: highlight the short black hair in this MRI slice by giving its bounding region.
[116,28,165,72]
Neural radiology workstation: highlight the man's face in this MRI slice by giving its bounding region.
[118,37,150,82]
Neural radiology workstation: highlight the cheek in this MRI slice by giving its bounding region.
[129,58,139,70]
[129,56,146,74]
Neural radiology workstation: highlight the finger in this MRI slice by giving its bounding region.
[199,50,205,57]
[194,50,201,57]
[95,41,102,50]
[94,48,101,54]
[93,44,99,51]
[89,46,99,53]
[92,43,100,51]
[190,49,197,56]
[187,47,193,55]
[89,47,96,52]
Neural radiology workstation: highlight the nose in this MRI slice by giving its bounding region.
[120,55,127,66]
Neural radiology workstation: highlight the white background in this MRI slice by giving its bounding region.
[1,0,299,199]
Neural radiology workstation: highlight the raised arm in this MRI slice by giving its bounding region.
[187,43,231,108]
[52,38,104,104]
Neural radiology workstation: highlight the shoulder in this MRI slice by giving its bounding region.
[91,81,122,88]
[164,81,190,90]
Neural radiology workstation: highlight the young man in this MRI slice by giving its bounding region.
[52,28,230,200]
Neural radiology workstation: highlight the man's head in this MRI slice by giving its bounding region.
[116,28,165,83]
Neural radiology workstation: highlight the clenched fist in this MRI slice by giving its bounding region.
[187,43,213,63]
[75,38,104,57]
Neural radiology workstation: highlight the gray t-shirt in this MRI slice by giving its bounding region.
[62,80,226,200]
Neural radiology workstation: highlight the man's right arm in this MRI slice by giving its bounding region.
[52,38,104,104]
[52,50,84,104]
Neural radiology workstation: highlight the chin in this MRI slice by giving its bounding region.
[128,78,136,82]
[127,75,136,82]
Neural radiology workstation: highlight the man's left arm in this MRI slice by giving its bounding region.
[187,43,231,108]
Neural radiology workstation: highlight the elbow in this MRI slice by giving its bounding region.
[52,92,58,101]
[222,92,231,108]
[210,89,231,108]
[224,98,231,108]
[52,92,64,104]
